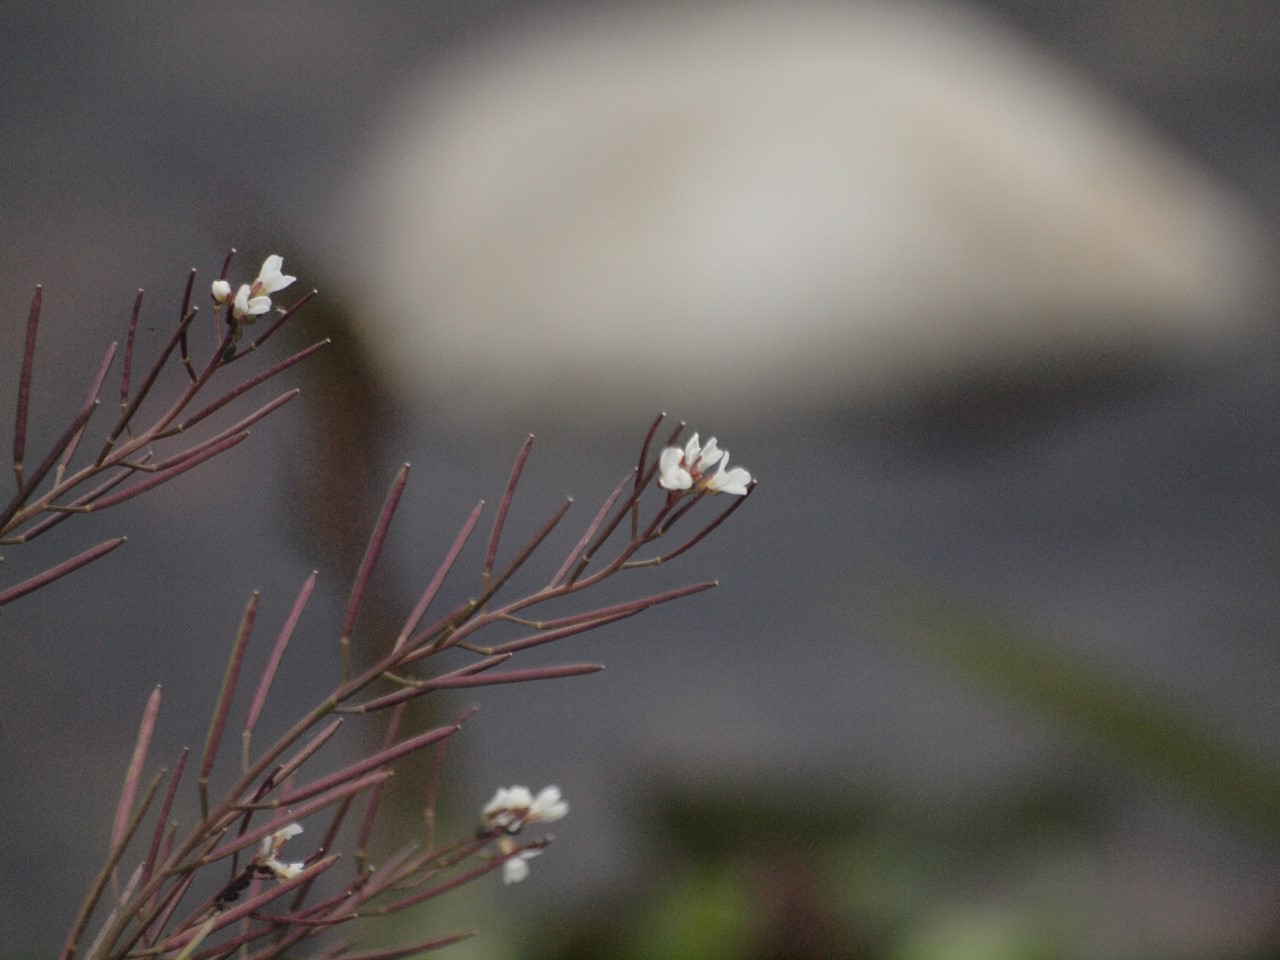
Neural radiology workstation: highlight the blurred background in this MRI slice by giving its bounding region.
[2,1,1279,957]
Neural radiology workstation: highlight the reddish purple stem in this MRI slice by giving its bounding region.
[176,339,327,434]
[395,499,485,649]
[277,723,459,807]
[421,662,603,690]
[112,686,162,852]
[13,285,41,486]
[200,594,258,790]
[484,434,534,580]
[206,771,392,863]
[0,536,126,606]
[58,343,118,474]
[120,289,143,406]
[142,748,188,891]
[342,464,410,645]
[550,469,635,587]
[88,432,249,512]
[245,571,317,738]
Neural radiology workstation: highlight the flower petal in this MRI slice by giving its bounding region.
[658,447,693,491]
[695,436,723,470]
[529,785,568,823]
[502,849,540,884]
[707,453,752,495]
[256,255,296,295]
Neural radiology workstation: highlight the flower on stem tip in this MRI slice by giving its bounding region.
[211,254,297,320]
[256,822,306,881]
[481,785,568,834]
[658,432,752,496]
[481,786,566,884]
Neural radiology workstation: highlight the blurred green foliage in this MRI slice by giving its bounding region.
[514,589,1280,960]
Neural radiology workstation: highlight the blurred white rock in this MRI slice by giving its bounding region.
[338,0,1276,429]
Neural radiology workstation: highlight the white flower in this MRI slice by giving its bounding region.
[657,446,693,491]
[257,822,306,881]
[221,255,296,320]
[497,836,541,884]
[482,785,568,834]
[528,785,568,824]
[704,449,752,496]
[253,255,296,296]
[232,283,272,320]
[658,433,722,491]
[210,279,232,304]
[657,432,751,495]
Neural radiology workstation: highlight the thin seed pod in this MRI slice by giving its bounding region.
[355,703,408,861]
[13,286,41,488]
[80,862,144,960]
[8,456,141,543]
[470,497,573,613]
[572,435,673,583]
[486,608,642,656]
[282,790,359,918]
[394,499,485,651]
[276,724,459,807]
[341,464,410,678]
[484,434,534,581]
[156,855,340,954]
[634,412,666,496]
[139,860,191,952]
[343,657,510,713]
[177,267,198,381]
[97,306,198,464]
[142,748,188,890]
[0,395,99,530]
[112,686,162,852]
[0,536,126,606]
[176,339,327,433]
[424,705,478,851]
[153,389,299,466]
[329,842,421,911]
[57,343,119,479]
[550,469,634,588]
[58,771,163,960]
[200,594,258,816]
[169,916,215,960]
[311,940,359,960]
[523,581,718,633]
[247,289,318,352]
[651,481,756,565]
[421,662,602,691]
[418,497,575,653]
[268,718,344,794]
[87,432,249,512]
[120,289,144,406]
[244,572,318,768]
[206,771,392,862]
[371,849,515,915]
[629,411,668,540]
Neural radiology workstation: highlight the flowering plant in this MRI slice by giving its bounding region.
[2,251,753,959]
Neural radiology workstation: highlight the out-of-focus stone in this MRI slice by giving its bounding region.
[342,0,1277,430]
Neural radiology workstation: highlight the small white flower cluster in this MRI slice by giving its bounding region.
[658,432,752,496]
[256,822,307,881]
[481,785,568,884]
[211,254,296,321]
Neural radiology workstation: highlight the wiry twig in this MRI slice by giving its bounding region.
[12,285,42,489]
[42,299,753,960]
[2,254,325,606]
